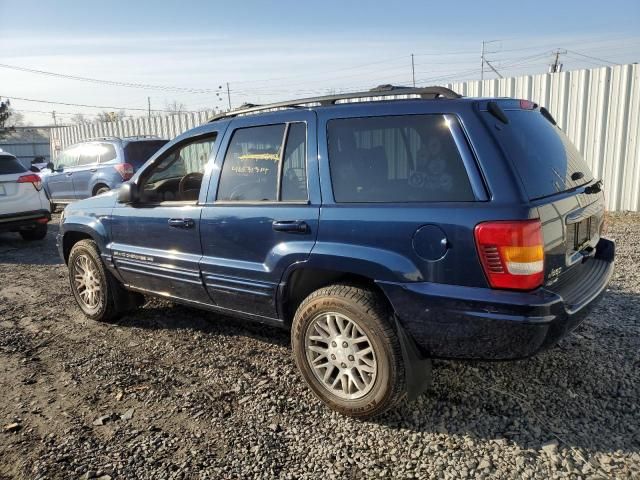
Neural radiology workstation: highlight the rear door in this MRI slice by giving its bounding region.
[70,142,101,198]
[199,111,320,320]
[481,101,605,285]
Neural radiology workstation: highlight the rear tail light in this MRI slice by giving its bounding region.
[114,163,134,180]
[17,173,43,191]
[519,99,537,110]
[474,220,544,290]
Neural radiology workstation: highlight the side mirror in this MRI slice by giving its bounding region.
[117,182,139,204]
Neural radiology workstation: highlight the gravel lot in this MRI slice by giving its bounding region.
[0,213,639,479]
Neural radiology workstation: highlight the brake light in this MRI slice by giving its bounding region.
[114,163,134,180]
[474,220,544,290]
[519,99,537,110]
[17,173,43,191]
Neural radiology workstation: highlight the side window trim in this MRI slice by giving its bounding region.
[444,114,489,202]
[214,121,309,205]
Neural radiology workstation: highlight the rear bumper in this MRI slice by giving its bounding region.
[0,209,51,233]
[379,238,615,360]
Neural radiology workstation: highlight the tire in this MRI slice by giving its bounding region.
[94,185,110,196]
[20,224,47,241]
[68,239,142,322]
[292,284,406,418]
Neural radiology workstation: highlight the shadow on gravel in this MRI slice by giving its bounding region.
[101,290,640,455]
[0,221,62,265]
[115,301,291,348]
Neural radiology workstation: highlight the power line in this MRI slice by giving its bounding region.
[5,95,201,113]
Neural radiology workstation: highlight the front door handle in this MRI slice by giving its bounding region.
[272,220,309,233]
[65,172,73,177]
[89,168,97,172]
[168,218,195,229]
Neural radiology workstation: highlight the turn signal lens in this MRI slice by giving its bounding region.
[474,220,544,290]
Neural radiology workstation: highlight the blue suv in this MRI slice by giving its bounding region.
[57,86,614,418]
[44,136,168,206]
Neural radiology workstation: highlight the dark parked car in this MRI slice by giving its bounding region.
[57,86,614,418]
[43,136,168,207]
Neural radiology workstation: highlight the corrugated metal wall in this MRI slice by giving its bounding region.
[51,63,640,211]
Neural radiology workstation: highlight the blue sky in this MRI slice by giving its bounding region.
[1,0,639,124]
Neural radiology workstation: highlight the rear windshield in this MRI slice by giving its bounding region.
[327,115,474,203]
[0,155,27,175]
[488,109,593,200]
[124,140,168,168]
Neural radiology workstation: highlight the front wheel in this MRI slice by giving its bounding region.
[68,239,142,321]
[292,284,406,418]
[94,186,110,196]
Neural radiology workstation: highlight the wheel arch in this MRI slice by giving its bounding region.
[278,266,396,327]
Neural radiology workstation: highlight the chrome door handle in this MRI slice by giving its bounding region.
[272,220,308,233]
[168,218,195,229]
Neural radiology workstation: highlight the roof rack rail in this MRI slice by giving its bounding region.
[84,136,121,142]
[208,85,461,122]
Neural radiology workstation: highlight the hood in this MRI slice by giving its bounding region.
[64,190,118,215]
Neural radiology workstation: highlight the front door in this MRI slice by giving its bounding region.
[47,145,78,201]
[199,111,320,320]
[109,132,220,305]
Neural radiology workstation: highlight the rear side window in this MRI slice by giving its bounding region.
[327,115,474,203]
[124,140,168,168]
[487,109,594,200]
[0,155,27,174]
[98,143,117,163]
[77,144,100,166]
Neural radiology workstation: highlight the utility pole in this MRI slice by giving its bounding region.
[549,49,567,73]
[51,110,57,127]
[480,41,486,84]
[411,53,416,87]
[226,82,232,110]
[147,96,151,121]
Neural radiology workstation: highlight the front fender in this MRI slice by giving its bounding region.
[59,203,114,264]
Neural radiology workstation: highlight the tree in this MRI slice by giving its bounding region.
[95,110,126,123]
[71,113,92,124]
[0,98,14,139]
[165,100,187,115]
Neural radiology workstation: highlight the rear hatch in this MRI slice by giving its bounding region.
[481,100,605,287]
[0,154,44,215]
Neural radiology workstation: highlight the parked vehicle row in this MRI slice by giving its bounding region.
[42,136,168,207]
[52,86,613,417]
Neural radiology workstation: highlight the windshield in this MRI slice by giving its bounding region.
[486,109,594,200]
[124,140,168,169]
[0,155,27,175]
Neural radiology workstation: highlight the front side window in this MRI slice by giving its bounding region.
[56,146,79,169]
[139,135,216,203]
[327,115,474,203]
[217,123,309,202]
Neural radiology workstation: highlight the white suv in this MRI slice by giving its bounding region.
[0,152,51,240]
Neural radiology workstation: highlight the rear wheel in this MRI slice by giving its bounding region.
[94,185,110,196]
[292,284,406,418]
[68,239,143,321]
[20,224,47,241]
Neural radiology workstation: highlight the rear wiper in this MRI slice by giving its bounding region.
[571,171,584,181]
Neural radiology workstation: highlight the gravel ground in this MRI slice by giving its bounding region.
[0,213,639,480]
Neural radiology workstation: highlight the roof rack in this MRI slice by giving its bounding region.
[208,85,461,122]
[82,135,161,142]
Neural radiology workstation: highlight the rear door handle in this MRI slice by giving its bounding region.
[272,220,309,233]
[168,218,195,229]
[89,168,97,172]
